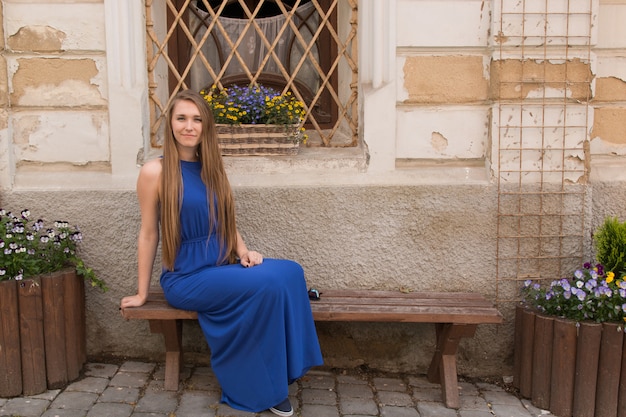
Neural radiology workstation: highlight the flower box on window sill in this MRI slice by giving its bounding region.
[216,123,303,156]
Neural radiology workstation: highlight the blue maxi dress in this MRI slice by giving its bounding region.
[160,160,323,412]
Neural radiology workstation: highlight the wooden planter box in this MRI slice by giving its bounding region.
[216,124,301,156]
[513,305,626,417]
[0,269,86,397]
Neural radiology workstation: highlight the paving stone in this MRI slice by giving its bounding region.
[299,403,340,417]
[287,382,298,397]
[373,377,408,392]
[483,390,524,406]
[340,398,379,415]
[129,413,168,417]
[0,397,50,417]
[380,405,420,417]
[337,374,369,385]
[119,361,157,374]
[98,386,141,404]
[65,377,110,395]
[407,376,439,389]
[337,382,374,399]
[411,387,442,402]
[301,373,336,390]
[416,401,458,417]
[301,387,337,405]
[475,382,504,392]
[42,409,89,417]
[29,389,62,401]
[377,391,414,407]
[520,399,556,417]
[134,389,178,414]
[84,362,120,378]
[93,397,135,416]
[457,395,490,411]
[458,411,497,417]
[0,398,6,406]
[458,381,480,396]
[50,391,98,410]
[490,403,534,417]
[110,372,151,388]
[176,391,219,416]
[187,370,221,391]
[145,379,167,392]
[214,403,257,416]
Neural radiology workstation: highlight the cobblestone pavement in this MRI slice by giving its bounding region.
[0,361,555,417]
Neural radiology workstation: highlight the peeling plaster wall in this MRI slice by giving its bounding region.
[2,1,108,173]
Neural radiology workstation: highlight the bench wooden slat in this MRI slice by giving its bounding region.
[312,305,503,323]
[121,286,502,409]
[126,287,502,324]
[312,296,496,309]
[318,289,488,300]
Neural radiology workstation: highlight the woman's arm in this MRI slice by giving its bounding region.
[121,159,162,308]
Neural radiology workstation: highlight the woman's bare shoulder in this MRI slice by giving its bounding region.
[139,158,163,178]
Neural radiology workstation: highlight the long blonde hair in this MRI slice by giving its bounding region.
[160,90,238,270]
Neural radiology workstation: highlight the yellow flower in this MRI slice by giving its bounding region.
[607,271,615,283]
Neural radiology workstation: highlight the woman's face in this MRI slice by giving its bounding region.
[171,99,203,157]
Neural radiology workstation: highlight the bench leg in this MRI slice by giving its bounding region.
[426,323,477,409]
[149,319,183,391]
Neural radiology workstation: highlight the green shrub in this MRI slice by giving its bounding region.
[594,216,626,278]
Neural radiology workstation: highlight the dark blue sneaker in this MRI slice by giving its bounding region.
[269,398,293,416]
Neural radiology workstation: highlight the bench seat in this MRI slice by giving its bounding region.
[122,287,502,408]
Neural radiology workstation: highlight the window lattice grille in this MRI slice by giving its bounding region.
[494,0,594,305]
[145,0,358,149]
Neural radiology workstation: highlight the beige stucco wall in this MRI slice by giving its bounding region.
[1,0,626,380]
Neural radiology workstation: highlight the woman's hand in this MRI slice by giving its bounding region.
[120,294,147,310]
[240,250,263,268]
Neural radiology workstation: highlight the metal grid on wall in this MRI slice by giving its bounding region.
[495,0,594,305]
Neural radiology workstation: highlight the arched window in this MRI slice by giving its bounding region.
[146,0,358,149]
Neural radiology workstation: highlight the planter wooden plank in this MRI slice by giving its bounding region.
[42,272,68,389]
[573,322,602,417]
[513,305,523,390]
[0,280,22,397]
[596,322,623,417]
[78,275,86,365]
[18,278,47,396]
[517,309,535,398]
[63,270,84,380]
[550,317,577,417]
[618,338,626,417]
[532,314,554,410]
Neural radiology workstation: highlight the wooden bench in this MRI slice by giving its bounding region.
[121,288,502,408]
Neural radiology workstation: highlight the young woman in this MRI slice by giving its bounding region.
[120,90,323,416]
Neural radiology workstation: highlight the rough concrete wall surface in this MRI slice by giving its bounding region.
[0,184,510,376]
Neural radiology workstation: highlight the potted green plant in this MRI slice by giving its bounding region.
[200,84,308,155]
[514,216,626,417]
[0,208,107,398]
